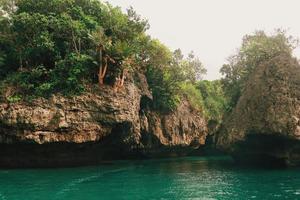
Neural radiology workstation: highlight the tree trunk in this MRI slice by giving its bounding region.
[120,70,125,87]
[97,45,105,86]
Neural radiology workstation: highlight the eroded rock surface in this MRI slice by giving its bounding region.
[0,74,207,167]
[217,54,300,166]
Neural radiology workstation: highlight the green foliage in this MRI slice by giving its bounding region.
[179,81,228,123]
[6,53,94,98]
[170,49,206,83]
[180,82,205,112]
[0,0,210,116]
[197,80,228,122]
[6,65,50,97]
[143,39,177,112]
[7,94,22,103]
[10,2,98,69]
[0,0,151,98]
[0,0,17,16]
[146,65,180,112]
[50,53,94,95]
[145,43,207,112]
[185,52,207,82]
[220,30,297,110]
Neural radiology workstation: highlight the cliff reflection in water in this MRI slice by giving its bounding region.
[1,157,300,200]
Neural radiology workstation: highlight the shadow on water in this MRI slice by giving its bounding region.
[0,156,300,200]
[232,133,300,169]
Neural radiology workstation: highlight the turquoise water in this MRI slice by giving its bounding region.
[0,157,300,200]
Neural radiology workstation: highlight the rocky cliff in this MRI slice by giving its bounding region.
[217,53,300,167]
[0,73,207,167]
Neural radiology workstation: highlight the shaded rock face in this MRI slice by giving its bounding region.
[0,74,207,167]
[217,54,300,167]
[140,101,207,157]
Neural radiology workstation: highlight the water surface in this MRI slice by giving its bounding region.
[0,156,299,200]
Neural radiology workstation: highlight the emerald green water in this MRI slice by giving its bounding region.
[0,157,300,200]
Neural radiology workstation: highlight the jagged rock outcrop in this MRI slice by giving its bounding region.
[217,53,300,167]
[0,73,207,167]
[140,100,207,156]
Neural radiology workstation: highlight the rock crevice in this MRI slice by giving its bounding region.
[217,54,300,166]
[0,73,208,167]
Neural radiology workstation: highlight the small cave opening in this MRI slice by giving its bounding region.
[99,122,145,160]
[103,122,132,146]
[140,130,162,148]
[139,95,152,114]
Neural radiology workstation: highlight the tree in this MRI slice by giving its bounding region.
[89,27,114,86]
[170,49,206,83]
[197,80,228,122]
[145,40,179,112]
[0,0,209,115]
[0,0,154,98]
[186,51,207,82]
[220,30,298,109]
[0,0,17,17]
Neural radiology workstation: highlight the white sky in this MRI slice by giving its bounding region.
[106,0,300,80]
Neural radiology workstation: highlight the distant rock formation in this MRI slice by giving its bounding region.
[0,73,207,168]
[217,53,300,167]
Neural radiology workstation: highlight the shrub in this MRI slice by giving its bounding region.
[180,82,205,113]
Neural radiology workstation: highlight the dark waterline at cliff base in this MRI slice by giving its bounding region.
[0,156,300,200]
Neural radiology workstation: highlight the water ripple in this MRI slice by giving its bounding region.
[0,157,299,200]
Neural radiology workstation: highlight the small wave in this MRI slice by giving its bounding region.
[0,192,7,200]
[294,190,300,195]
[54,167,132,198]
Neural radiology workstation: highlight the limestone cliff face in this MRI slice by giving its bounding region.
[140,100,207,155]
[0,73,207,167]
[217,54,300,166]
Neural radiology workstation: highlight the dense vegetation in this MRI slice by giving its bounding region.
[1,0,151,97]
[1,0,295,126]
[0,0,228,121]
[220,30,298,111]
